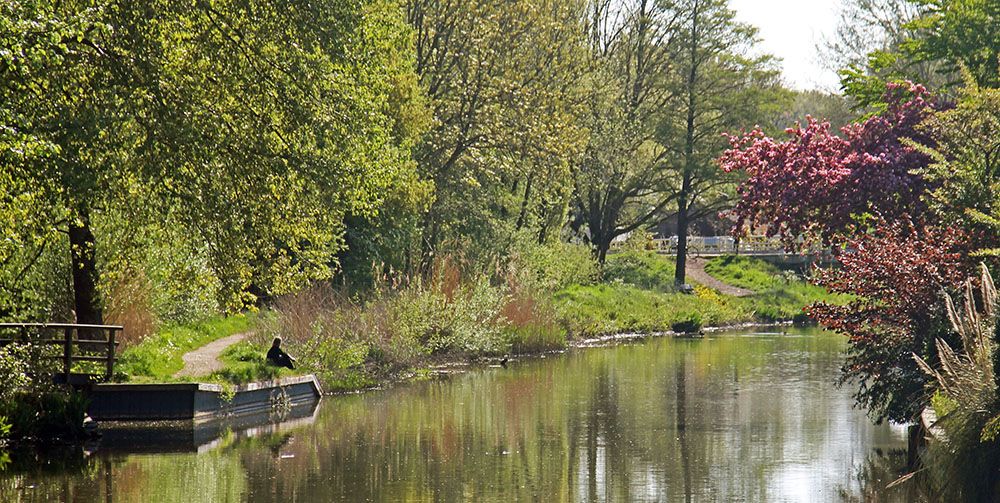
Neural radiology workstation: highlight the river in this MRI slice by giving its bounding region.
[1,327,921,502]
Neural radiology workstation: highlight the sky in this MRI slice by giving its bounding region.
[729,0,845,92]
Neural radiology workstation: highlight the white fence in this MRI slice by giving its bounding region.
[612,235,822,256]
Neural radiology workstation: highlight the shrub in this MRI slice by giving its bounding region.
[0,391,89,441]
[603,250,677,292]
[913,264,1000,499]
[0,345,31,403]
[514,240,598,292]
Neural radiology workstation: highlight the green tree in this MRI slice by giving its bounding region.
[919,78,1000,257]
[406,0,588,267]
[904,0,1000,88]
[1,0,422,322]
[658,0,784,285]
[836,0,998,108]
[570,0,684,263]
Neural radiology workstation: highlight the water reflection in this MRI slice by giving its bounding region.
[2,329,922,501]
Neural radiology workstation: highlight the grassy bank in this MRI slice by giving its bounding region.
[111,250,843,392]
[553,251,842,336]
[251,250,843,392]
[703,254,848,322]
[115,313,258,382]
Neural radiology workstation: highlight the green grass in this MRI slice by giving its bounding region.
[603,250,678,291]
[116,313,256,382]
[704,255,847,321]
[552,252,845,337]
[207,340,294,385]
[553,282,749,337]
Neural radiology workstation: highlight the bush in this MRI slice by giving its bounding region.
[514,240,598,292]
[603,250,677,292]
[0,345,31,403]
[0,391,89,441]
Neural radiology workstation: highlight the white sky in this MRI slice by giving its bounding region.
[729,0,844,92]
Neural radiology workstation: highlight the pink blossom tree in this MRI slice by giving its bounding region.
[719,82,937,248]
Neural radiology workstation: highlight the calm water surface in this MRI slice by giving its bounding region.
[1,328,919,502]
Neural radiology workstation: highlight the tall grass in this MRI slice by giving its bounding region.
[914,264,1000,500]
[104,269,157,347]
[260,250,579,390]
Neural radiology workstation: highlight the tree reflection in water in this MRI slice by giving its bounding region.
[2,328,960,502]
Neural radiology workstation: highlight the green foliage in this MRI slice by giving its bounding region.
[0,391,89,441]
[0,345,31,403]
[116,313,255,381]
[1,0,426,324]
[513,239,598,293]
[603,251,678,292]
[411,0,587,265]
[704,255,847,321]
[918,80,1000,257]
[903,0,999,88]
[0,416,10,442]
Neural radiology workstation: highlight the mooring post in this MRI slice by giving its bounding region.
[63,326,73,378]
[106,328,116,381]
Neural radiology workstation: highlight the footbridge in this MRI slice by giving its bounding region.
[614,236,832,266]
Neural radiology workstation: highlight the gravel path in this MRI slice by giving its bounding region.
[686,257,754,297]
[174,332,249,379]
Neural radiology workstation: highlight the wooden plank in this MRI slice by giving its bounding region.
[106,328,116,380]
[0,323,124,330]
[0,339,118,345]
[65,356,119,363]
[40,356,117,362]
[63,327,72,378]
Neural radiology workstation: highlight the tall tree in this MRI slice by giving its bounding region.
[570,0,684,263]
[660,0,783,285]
[1,0,422,321]
[406,0,587,267]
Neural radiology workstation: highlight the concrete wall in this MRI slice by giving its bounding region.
[88,375,322,421]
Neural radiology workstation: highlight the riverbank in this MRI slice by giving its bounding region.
[147,251,840,394]
[0,253,835,445]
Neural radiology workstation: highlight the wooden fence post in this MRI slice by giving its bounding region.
[106,328,117,381]
[63,326,73,378]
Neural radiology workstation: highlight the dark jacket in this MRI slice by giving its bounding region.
[267,346,295,369]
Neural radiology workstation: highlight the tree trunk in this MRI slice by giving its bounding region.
[69,208,103,331]
[515,175,533,231]
[674,195,689,285]
[595,231,613,264]
[675,0,699,287]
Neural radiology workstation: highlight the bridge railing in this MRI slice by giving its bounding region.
[0,323,122,383]
[611,235,827,257]
[650,236,789,255]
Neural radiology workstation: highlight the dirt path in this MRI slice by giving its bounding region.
[174,332,249,379]
[687,257,754,297]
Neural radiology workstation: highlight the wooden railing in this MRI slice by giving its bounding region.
[611,235,827,257]
[0,323,122,383]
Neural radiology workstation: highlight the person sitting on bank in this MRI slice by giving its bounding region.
[266,337,296,369]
